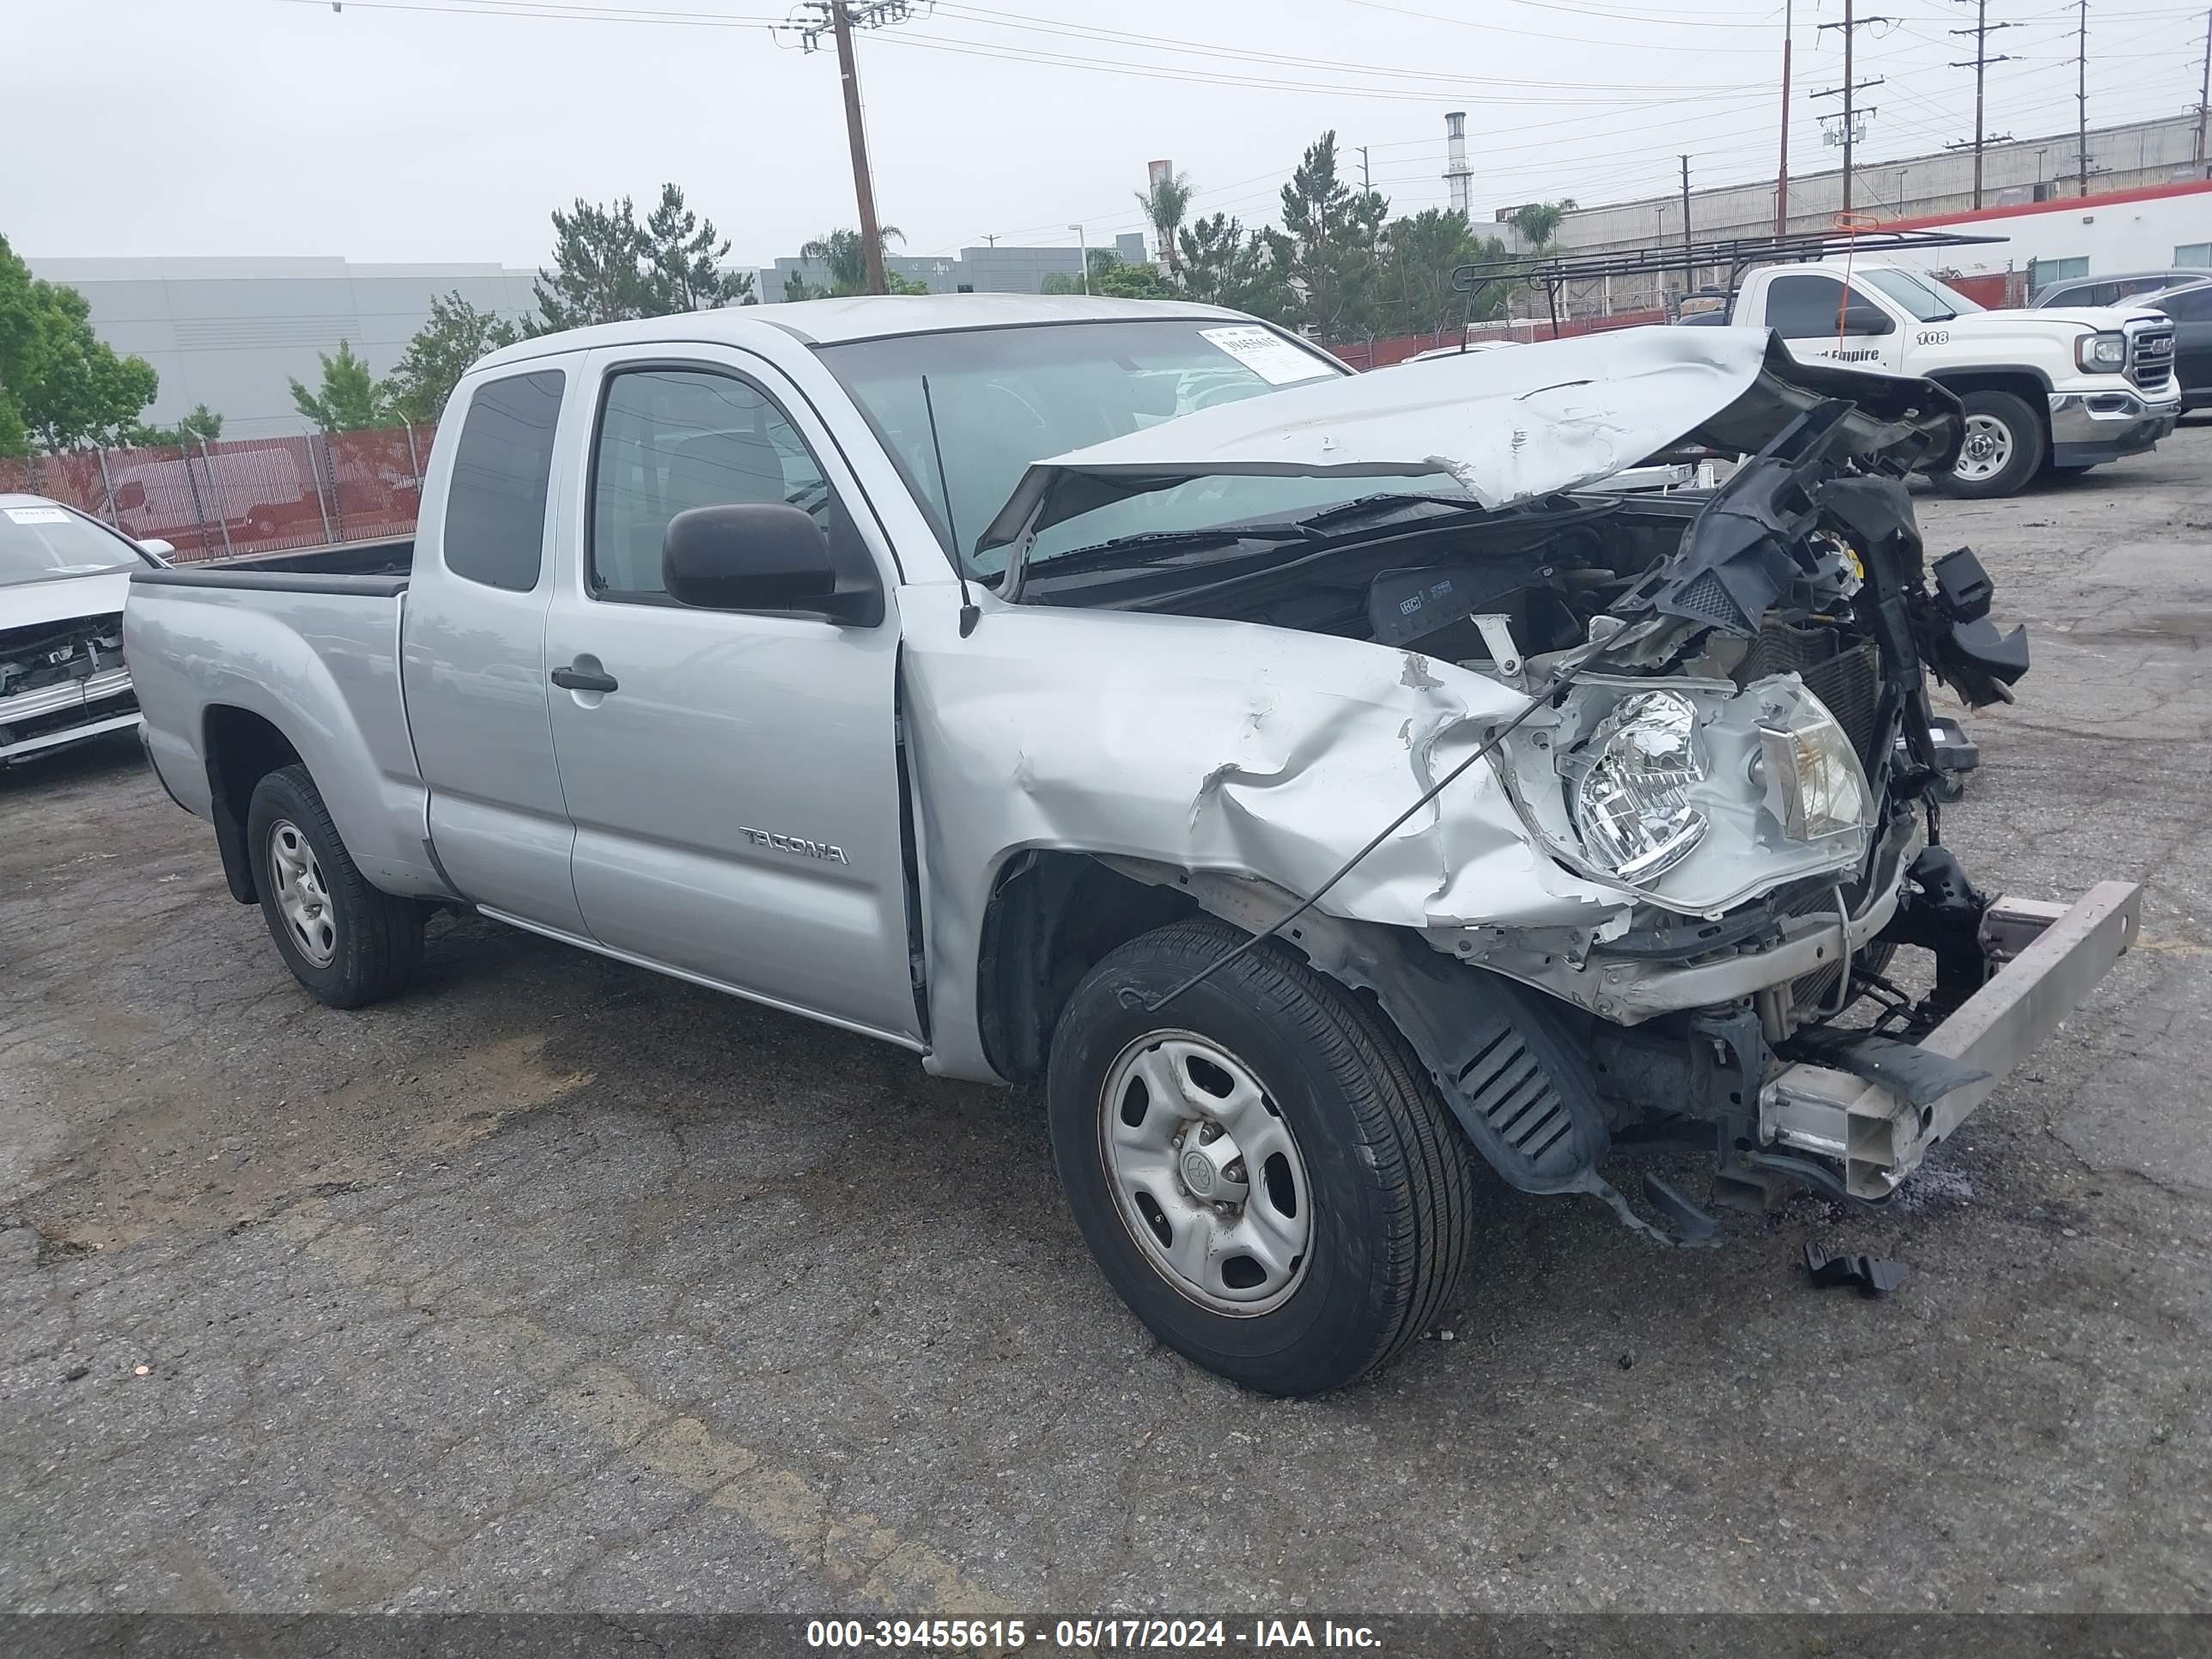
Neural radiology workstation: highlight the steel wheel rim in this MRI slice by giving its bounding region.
[1097,1030,1312,1317]
[1954,412,2014,482]
[267,819,337,968]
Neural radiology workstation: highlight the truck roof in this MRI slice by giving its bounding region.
[475,293,1254,371]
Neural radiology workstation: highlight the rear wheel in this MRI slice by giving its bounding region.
[246,764,422,1008]
[1044,918,1475,1396]
[1936,390,2046,499]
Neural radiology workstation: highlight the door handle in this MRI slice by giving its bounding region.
[551,663,619,694]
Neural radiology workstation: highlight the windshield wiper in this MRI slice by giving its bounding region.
[1046,523,1317,566]
[1292,492,1489,529]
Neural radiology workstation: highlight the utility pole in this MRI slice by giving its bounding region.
[1948,0,2014,209]
[2197,9,2210,164]
[1814,3,1890,215]
[1776,0,1794,234]
[2076,0,2091,196]
[790,2,921,295]
[1358,145,1371,194]
[1680,155,1694,296]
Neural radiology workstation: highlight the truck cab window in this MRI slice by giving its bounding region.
[1762,273,1855,339]
[589,368,830,599]
[442,369,565,592]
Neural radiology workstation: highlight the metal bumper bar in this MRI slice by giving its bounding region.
[1760,880,2142,1200]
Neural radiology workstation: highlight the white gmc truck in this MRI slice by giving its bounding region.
[1723,258,2179,497]
[125,299,2139,1395]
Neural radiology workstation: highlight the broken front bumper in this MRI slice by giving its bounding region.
[0,666,138,763]
[1759,880,2141,1199]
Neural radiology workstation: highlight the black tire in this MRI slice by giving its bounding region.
[246,763,422,1008]
[1045,917,1474,1396]
[1935,389,2047,499]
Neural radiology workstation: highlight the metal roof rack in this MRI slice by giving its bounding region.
[1452,227,2009,328]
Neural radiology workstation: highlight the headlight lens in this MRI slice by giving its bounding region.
[1566,690,1709,883]
[2077,331,2128,372]
[1757,695,1876,842]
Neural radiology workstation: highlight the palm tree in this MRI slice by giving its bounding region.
[1134,171,1194,282]
[799,225,905,296]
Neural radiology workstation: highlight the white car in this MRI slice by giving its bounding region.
[1,495,170,765]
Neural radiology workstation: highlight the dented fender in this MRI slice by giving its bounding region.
[899,593,1637,1082]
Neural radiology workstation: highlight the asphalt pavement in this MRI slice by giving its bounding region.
[3,428,2209,1617]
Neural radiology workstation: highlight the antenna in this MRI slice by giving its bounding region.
[920,374,979,638]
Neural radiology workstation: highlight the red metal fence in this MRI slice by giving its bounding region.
[0,422,437,563]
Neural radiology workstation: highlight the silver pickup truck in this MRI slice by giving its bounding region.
[128,297,2139,1395]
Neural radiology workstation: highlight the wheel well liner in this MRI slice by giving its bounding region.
[203,706,302,904]
[975,851,1199,1085]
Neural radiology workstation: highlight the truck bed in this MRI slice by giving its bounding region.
[125,566,441,897]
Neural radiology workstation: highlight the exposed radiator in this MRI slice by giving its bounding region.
[1740,621,1884,775]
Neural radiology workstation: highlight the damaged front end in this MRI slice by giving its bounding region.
[947,327,2137,1240]
[0,611,137,764]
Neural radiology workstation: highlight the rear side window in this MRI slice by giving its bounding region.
[1762,273,1848,338]
[443,369,565,591]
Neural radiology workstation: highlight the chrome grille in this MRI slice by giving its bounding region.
[2127,319,2175,393]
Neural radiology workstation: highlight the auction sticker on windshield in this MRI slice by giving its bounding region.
[4,507,70,525]
[1200,325,1334,386]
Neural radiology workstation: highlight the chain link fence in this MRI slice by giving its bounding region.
[0,422,438,563]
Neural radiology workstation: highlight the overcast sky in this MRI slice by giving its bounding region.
[8,0,2207,270]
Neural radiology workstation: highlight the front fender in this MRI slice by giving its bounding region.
[897,588,1630,1080]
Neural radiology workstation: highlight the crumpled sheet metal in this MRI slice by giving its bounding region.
[902,603,1629,1079]
[980,328,1960,555]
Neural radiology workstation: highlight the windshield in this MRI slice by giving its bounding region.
[0,502,148,589]
[817,318,1360,577]
[1860,268,1984,322]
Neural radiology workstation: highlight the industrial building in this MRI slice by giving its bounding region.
[28,234,1151,439]
[1516,113,2212,313]
[756,234,1149,301]
[23,257,541,439]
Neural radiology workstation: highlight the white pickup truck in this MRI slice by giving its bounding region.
[1723,258,2179,497]
[126,299,2139,1395]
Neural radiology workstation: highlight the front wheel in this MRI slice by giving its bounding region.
[246,763,423,1008]
[1045,918,1475,1396]
[1936,389,2047,499]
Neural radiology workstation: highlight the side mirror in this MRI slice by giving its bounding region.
[1841,302,1894,337]
[137,538,176,560]
[662,501,883,625]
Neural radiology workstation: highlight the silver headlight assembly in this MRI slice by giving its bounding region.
[1492,672,1882,915]
[1561,690,1709,884]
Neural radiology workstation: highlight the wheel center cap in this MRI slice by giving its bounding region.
[1181,1149,1218,1194]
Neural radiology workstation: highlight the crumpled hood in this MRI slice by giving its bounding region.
[979,326,1960,550]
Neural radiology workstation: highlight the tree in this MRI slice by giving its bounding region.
[1382,210,1508,340]
[641,183,755,312]
[1277,131,1388,341]
[289,340,390,433]
[799,227,906,297]
[1177,213,1294,321]
[123,404,224,448]
[1508,198,1579,253]
[1043,257,1174,300]
[1135,168,1194,280]
[382,291,520,423]
[531,185,752,333]
[784,269,824,303]
[0,234,160,455]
